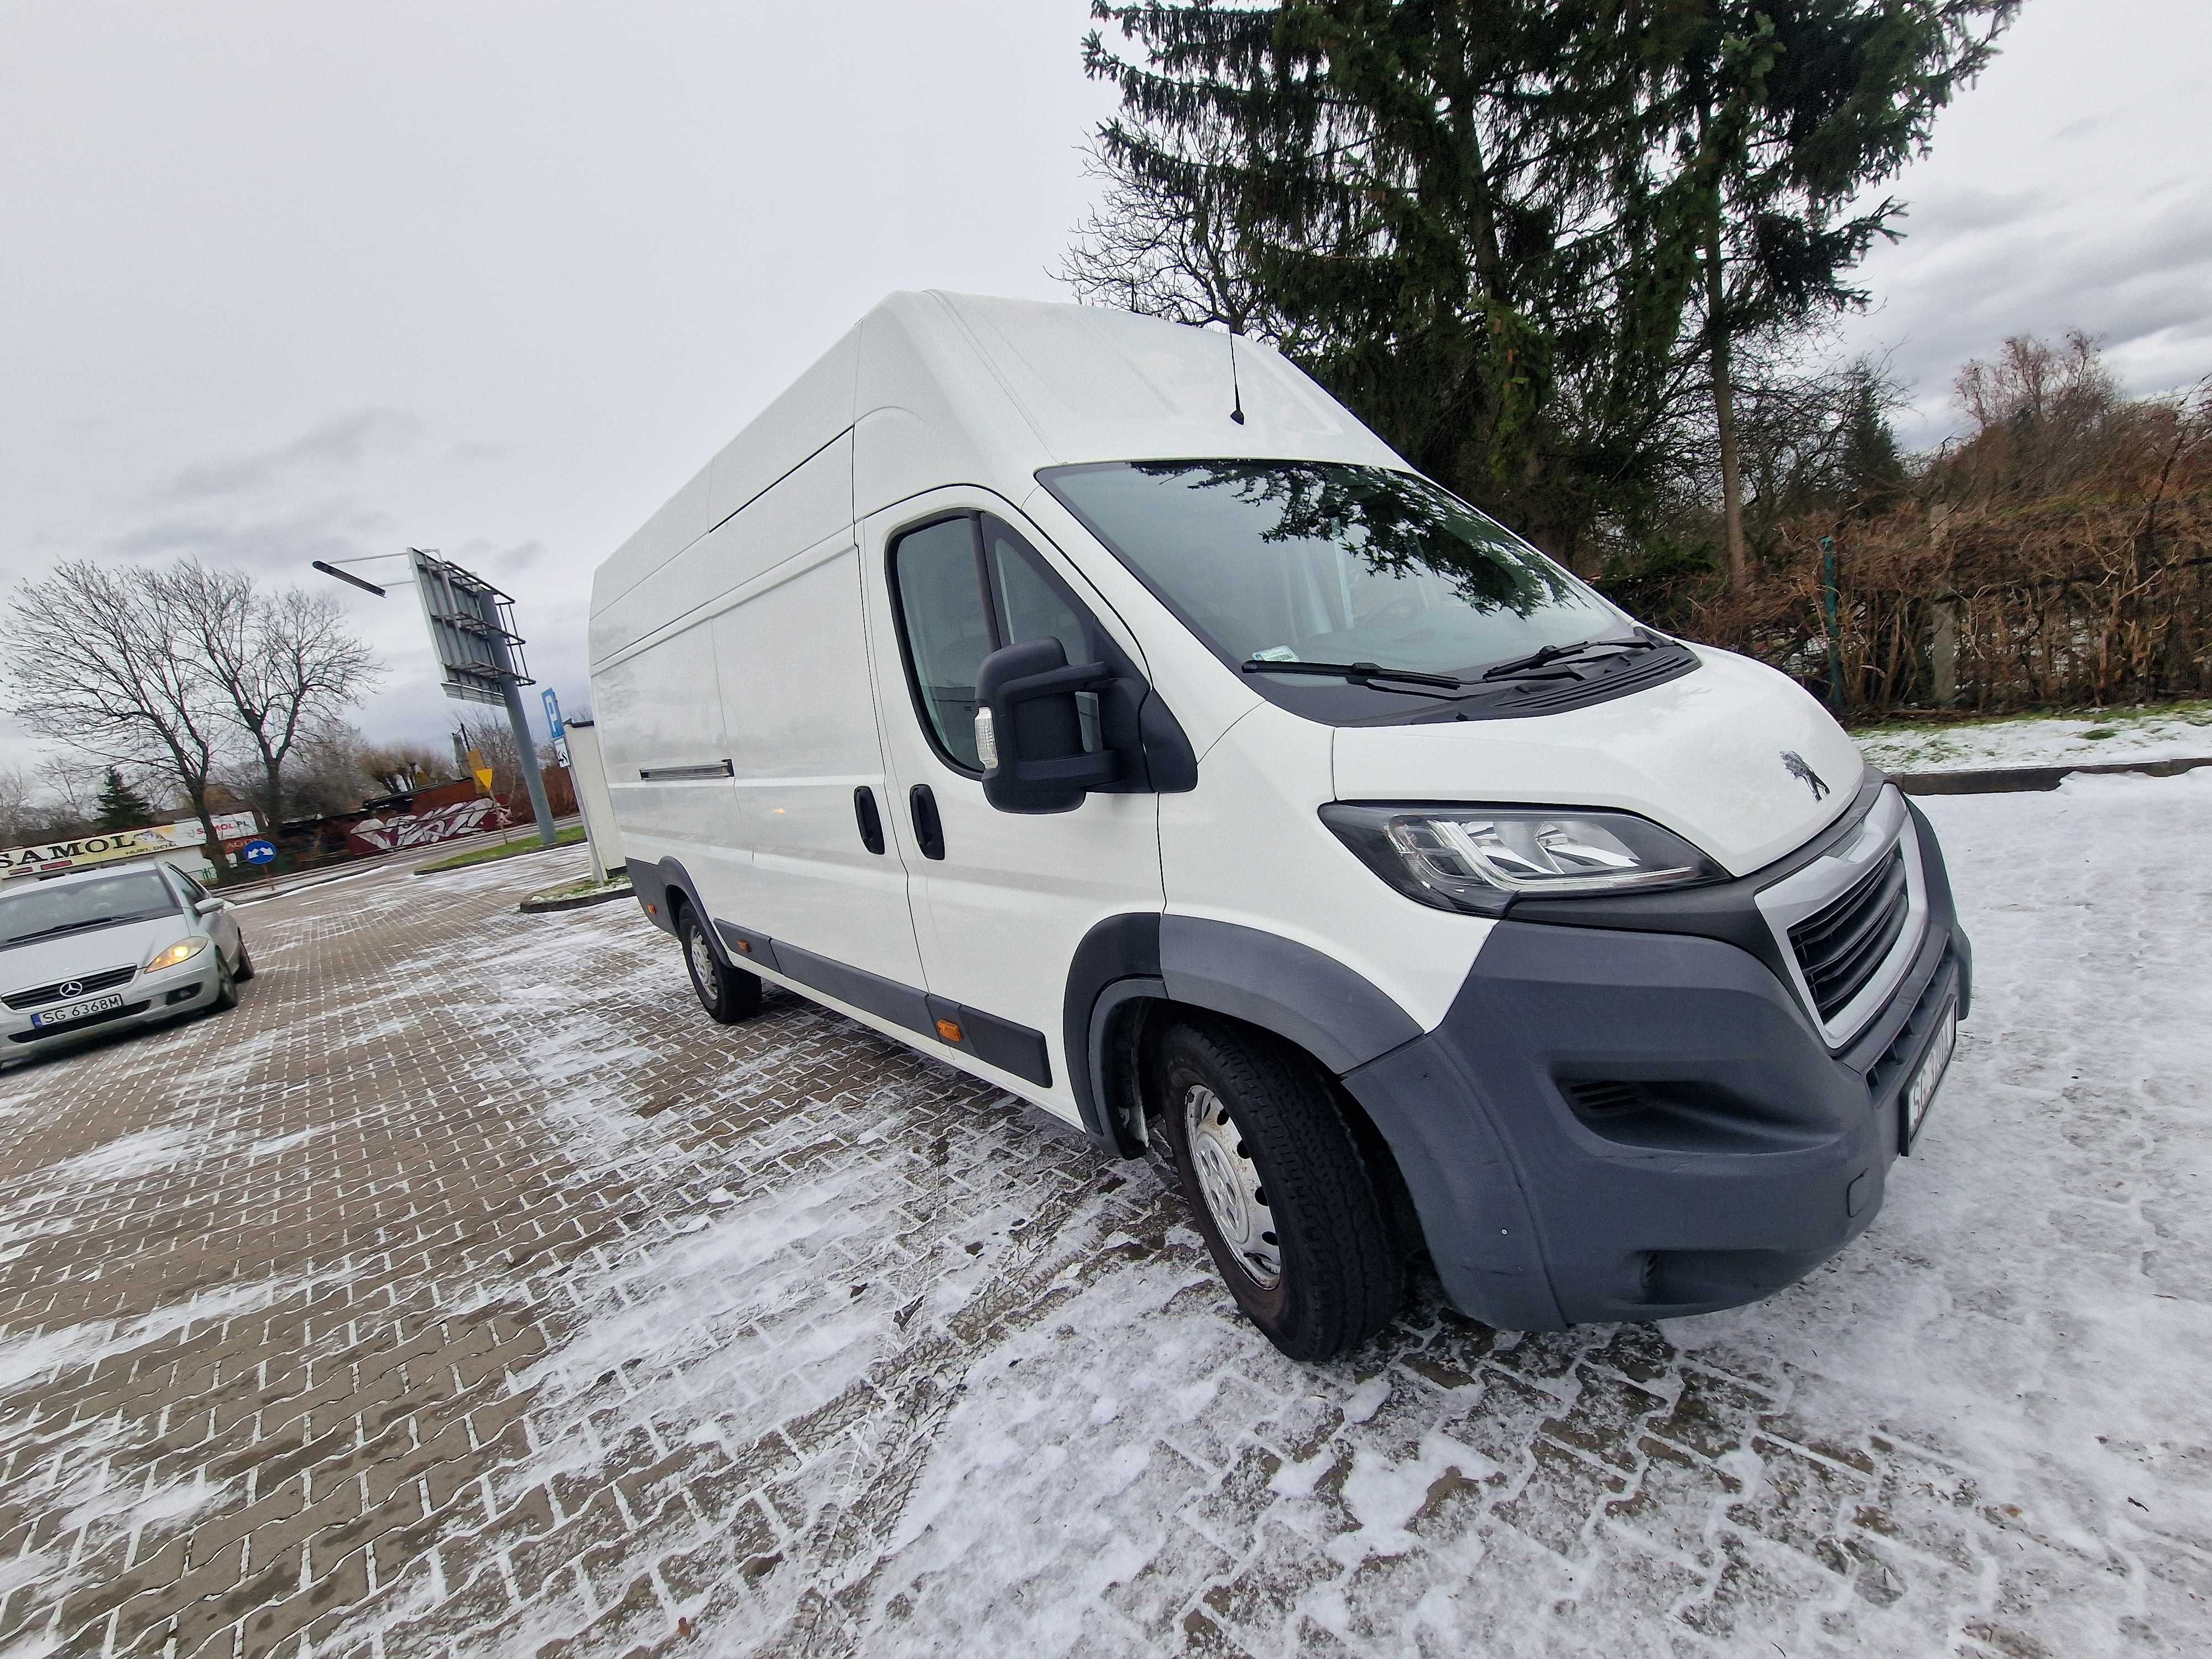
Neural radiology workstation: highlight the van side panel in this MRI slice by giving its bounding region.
[593,434,855,664]
[592,325,860,635]
[709,544,925,990]
[594,620,745,917]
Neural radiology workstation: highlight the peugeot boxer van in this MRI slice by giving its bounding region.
[588,291,1970,1360]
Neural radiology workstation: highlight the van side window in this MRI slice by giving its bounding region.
[981,517,1105,755]
[889,513,1109,773]
[892,518,997,769]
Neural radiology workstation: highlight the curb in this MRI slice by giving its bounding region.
[1895,755,2212,796]
[519,883,635,915]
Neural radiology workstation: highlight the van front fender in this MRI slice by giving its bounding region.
[1066,912,1424,1154]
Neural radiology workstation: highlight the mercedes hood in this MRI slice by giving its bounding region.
[1,916,189,998]
[1330,647,1866,878]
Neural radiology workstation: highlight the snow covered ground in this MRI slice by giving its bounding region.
[3,775,2203,1659]
[1853,700,2212,774]
[411,772,2212,1657]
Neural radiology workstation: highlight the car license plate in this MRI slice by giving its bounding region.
[1901,1000,1957,1154]
[30,993,126,1030]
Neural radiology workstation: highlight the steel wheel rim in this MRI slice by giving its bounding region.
[684,924,713,995]
[1182,1083,1281,1288]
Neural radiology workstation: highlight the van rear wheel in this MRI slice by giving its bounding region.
[680,909,761,1025]
[1156,1018,1402,1360]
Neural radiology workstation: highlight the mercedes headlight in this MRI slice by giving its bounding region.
[1320,804,1724,916]
[143,936,213,973]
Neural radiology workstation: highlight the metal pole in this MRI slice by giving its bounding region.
[1820,534,1845,711]
[499,677,558,847]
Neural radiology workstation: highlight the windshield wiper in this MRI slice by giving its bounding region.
[3,914,156,946]
[1242,659,1465,691]
[1480,633,1657,681]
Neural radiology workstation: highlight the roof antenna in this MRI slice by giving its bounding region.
[1227,332,1246,425]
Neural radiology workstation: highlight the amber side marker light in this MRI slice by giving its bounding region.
[935,1018,964,1044]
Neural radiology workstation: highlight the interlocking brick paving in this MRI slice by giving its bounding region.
[0,776,2206,1658]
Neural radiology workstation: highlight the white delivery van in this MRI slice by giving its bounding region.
[588,292,1970,1359]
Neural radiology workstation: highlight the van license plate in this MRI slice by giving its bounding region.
[30,994,126,1029]
[1901,1001,1957,1155]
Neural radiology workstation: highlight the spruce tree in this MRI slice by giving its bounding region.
[1647,0,2015,584]
[1839,367,1907,513]
[1081,2,1702,567]
[93,767,156,832]
[1077,1,2012,577]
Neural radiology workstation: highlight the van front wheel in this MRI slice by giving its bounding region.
[1157,1019,1402,1360]
[680,910,761,1025]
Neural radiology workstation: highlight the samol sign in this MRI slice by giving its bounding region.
[0,812,259,879]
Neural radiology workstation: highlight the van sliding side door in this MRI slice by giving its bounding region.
[859,493,1166,1125]
[705,540,927,1000]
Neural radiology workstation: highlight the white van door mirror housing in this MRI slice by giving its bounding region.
[974,637,1123,814]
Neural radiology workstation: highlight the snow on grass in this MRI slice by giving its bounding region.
[1854,699,2212,774]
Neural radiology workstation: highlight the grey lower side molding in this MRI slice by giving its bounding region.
[640,863,1051,1089]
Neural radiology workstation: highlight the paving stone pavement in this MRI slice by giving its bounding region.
[0,782,2206,1659]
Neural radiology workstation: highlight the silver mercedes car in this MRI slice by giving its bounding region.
[1,861,254,1063]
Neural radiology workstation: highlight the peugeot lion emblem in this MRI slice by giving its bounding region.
[59,980,83,998]
[1781,751,1830,801]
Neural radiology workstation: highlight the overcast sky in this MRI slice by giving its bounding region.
[3,0,2207,786]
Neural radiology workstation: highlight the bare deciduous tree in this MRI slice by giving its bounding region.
[164,560,383,828]
[0,769,44,847]
[1059,138,1298,347]
[1,560,239,873]
[357,739,447,797]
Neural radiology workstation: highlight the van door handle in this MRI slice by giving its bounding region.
[852,786,885,855]
[908,784,945,860]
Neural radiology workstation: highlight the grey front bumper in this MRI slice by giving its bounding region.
[3,964,218,1053]
[1342,800,1971,1331]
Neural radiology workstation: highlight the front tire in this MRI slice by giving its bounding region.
[1156,1018,1403,1360]
[210,952,239,1012]
[233,938,256,981]
[680,908,761,1025]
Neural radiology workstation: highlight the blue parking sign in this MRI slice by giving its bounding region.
[541,688,565,740]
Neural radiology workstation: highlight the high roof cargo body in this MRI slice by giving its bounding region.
[587,291,1974,1361]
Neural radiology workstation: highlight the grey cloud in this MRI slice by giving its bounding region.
[108,500,398,575]
[1893,182,2051,232]
[1853,174,2212,420]
[160,408,423,502]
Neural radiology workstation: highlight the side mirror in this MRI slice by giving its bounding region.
[974,637,1121,814]
[195,897,226,915]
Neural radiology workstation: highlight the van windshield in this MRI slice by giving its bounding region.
[1039,461,1624,686]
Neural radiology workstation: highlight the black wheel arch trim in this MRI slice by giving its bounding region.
[1064,912,1426,1156]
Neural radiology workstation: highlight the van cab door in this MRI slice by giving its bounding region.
[859,493,1165,1124]
[704,541,927,1003]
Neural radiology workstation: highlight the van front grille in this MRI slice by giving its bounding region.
[4,965,138,1011]
[1788,847,1910,1022]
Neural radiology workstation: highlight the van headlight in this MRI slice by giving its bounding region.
[1319,804,1725,916]
[143,936,213,973]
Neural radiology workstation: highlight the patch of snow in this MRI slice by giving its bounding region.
[1855,702,2212,773]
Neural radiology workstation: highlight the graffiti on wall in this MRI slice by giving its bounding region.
[346,799,509,855]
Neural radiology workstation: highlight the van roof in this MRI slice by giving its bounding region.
[589,292,1402,651]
